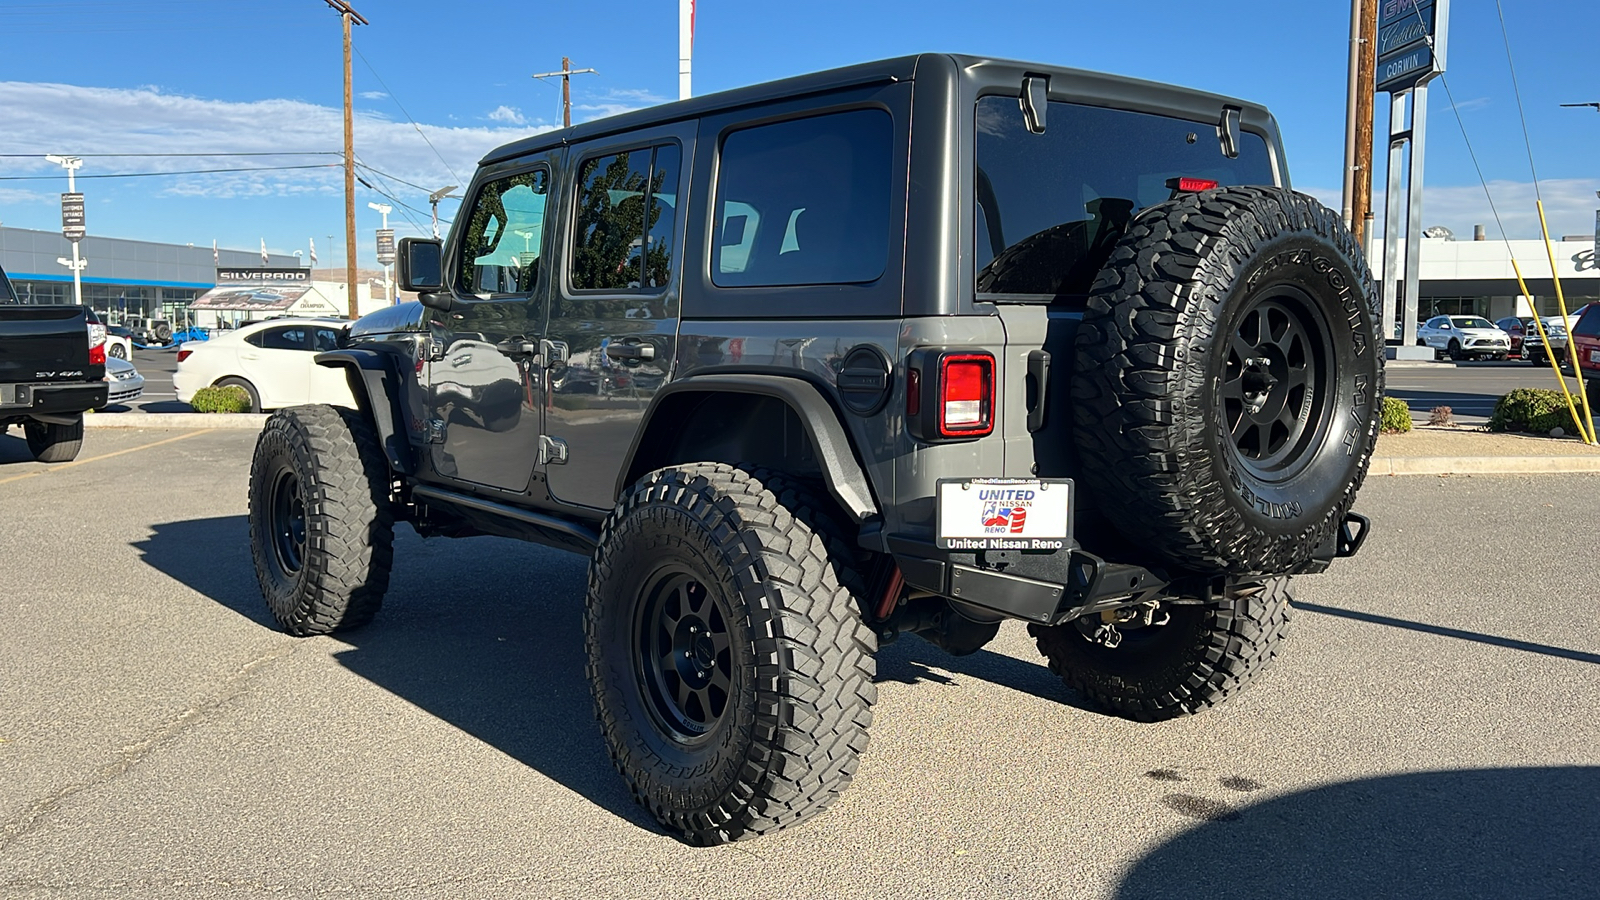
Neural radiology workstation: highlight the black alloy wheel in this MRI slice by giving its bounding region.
[586,464,876,845]
[635,567,733,742]
[1222,289,1334,482]
[247,405,393,636]
[266,467,307,577]
[1070,186,1383,575]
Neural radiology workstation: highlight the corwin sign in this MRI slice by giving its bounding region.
[1376,0,1447,94]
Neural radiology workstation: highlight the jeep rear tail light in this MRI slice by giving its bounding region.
[1166,176,1219,193]
[939,355,993,436]
[905,349,995,442]
[177,348,193,363]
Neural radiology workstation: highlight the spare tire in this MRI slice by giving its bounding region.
[1071,187,1381,575]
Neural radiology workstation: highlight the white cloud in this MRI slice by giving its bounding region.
[487,105,526,126]
[573,87,669,122]
[359,91,388,100]
[1299,179,1600,242]
[0,81,556,203]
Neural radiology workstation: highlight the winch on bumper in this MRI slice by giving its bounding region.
[881,511,1371,627]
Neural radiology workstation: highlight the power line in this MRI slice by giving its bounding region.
[0,163,341,181]
[1493,0,1542,203]
[354,168,435,234]
[350,43,463,185]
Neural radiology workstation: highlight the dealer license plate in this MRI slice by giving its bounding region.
[1590,349,1600,364]
[936,479,1071,551]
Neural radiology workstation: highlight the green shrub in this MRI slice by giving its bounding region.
[1379,396,1411,434]
[190,384,252,414]
[1488,387,1578,433]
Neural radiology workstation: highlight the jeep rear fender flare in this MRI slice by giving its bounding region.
[315,348,416,476]
[617,374,879,522]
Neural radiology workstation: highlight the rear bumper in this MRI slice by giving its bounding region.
[887,512,1370,625]
[1,382,108,418]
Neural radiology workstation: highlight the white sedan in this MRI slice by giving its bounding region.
[1417,315,1511,361]
[174,318,355,412]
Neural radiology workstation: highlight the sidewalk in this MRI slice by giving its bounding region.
[1373,426,1600,475]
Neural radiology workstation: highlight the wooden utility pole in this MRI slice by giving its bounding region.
[532,58,598,128]
[324,0,368,319]
[1351,0,1379,248]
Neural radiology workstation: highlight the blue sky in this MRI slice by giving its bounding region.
[1,0,1596,269]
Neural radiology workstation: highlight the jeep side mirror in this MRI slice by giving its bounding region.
[398,238,444,293]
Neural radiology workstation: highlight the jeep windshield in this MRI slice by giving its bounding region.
[975,98,1276,301]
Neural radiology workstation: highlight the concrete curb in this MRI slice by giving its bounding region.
[83,412,268,430]
[1371,456,1600,476]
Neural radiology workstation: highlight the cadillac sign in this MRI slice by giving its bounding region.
[1376,0,1447,94]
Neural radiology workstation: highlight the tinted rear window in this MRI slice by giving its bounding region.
[975,98,1276,299]
[712,108,892,288]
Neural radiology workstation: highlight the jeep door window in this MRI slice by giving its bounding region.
[974,98,1275,300]
[570,145,680,292]
[712,108,892,288]
[457,169,548,297]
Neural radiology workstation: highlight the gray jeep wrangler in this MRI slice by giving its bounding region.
[247,54,1379,844]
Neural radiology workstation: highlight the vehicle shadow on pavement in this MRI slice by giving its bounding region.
[874,633,1098,713]
[1115,766,1600,899]
[135,517,656,833]
[0,430,36,464]
[134,516,277,628]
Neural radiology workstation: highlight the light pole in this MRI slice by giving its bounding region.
[368,201,393,305]
[428,185,459,239]
[46,154,86,306]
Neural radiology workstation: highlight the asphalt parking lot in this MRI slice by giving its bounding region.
[1383,357,1592,425]
[2,427,1597,899]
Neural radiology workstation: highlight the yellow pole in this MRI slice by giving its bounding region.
[1535,201,1598,442]
[1511,259,1589,443]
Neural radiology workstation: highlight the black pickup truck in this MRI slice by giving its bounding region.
[0,263,107,462]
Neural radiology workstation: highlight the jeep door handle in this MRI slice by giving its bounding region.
[604,342,654,361]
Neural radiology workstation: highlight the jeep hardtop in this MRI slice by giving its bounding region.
[247,53,1380,845]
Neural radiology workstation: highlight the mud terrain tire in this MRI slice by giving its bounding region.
[1072,187,1381,575]
[1030,578,1293,721]
[585,464,876,845]
[248,405,393,635]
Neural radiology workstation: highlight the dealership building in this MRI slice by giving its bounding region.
[1369,234,1600,323]
[0,225,387,327]
[3,223,1594,329]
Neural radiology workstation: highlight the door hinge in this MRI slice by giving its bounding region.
[540,435,568,465]
[426,419,445,444]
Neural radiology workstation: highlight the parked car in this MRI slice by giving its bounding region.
[1494,316,1532,355]
[1417,315,1510,360]
[101,355,145,406]
[0,263,107,461]
[1520,316,1578,366]
[244,54,1380,845]
[101,325,136,360]
[173,318,354,412]
[1572,303,1600,402]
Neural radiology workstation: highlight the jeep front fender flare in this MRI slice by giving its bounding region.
[315,348,416,475]
[617,374,879,522]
